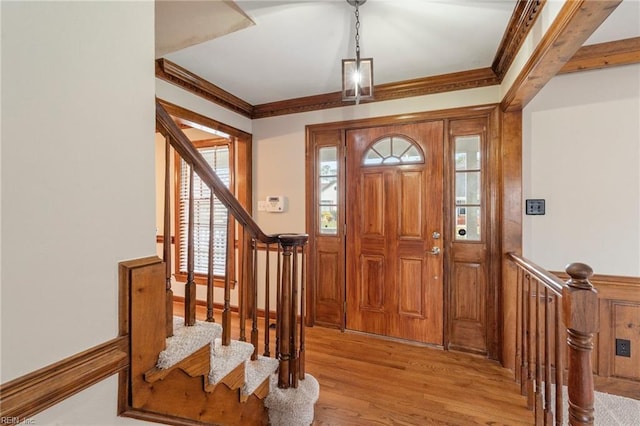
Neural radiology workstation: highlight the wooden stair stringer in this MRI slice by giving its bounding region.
[136,337,272,424]
[132,359,267,426]
[144,344,211,384]
[241,356,280,402]
[220,361,246,391]
[126,260,268,425]
[241,376,270,403]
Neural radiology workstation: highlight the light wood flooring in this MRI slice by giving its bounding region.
[177,302,533,425]
[305,327,533,425]
[176,302,639,424]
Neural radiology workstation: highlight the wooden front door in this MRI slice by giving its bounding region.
[346,122,444,344]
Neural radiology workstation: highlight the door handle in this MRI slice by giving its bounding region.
[428,246,441,255]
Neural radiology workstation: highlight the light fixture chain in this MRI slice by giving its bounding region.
[354,2,360,58]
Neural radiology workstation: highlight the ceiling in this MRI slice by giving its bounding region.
[158,0,640,107]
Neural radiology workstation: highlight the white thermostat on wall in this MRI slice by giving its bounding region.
[265,195,286,212]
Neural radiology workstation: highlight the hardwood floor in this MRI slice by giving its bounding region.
[178,302,533,425]
[306,328,532,425]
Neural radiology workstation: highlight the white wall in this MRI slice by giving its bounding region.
[523,64,640,276]
[1,1,156,424]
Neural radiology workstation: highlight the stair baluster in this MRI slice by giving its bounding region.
[163,136,174,337]
[291,241,299,389]
[534,279,542,424]
[185,166,196,326]
[251,238,259,360]
[526,273,535,409]
[276,243,281,360]
[543,287,552,424]
[508,253,598,425]
[515,266,523,385]
[222,214,232,346]
[555,290,564,426]
[299,243,306,380]
[206,195,215,323]
[239,228,248,342]
[264,243,271,357]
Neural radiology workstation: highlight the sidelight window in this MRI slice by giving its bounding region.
[319,146,339,235]
[454,135,481,241]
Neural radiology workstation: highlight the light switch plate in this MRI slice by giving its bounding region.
[526,199,545,215]
[616,338,631,357]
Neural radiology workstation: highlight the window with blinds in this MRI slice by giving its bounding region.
[177,144,230,278]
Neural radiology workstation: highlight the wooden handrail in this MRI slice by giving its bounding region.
[155,100,277,244]
[156,100,309,391]
[507,253,598,426]
[507,252,565,295]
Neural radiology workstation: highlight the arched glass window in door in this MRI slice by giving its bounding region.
[363,135,424,166]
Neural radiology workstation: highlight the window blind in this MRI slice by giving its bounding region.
[178,145,230,277]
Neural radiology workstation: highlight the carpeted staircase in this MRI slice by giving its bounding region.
[122,259,319,426]
[148,317,319,426]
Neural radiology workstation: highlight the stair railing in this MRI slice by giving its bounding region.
[155,100,308,389]
[507,253,598,425]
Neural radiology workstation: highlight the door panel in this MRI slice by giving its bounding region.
[361,255,385,311]
[399,171,423,238]
[362,173,385,236]
[450,260,486,350]
[398,257,424,316]
[346,122,444,345]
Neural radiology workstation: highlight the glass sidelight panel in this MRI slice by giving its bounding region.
[456,172,481,205]
[319,146,338,235]
[455,136,480,170]
[454,135,481,241]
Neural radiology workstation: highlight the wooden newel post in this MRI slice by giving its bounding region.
[278,240,293,389]
[562,262,598,426]
[277,233,308,389]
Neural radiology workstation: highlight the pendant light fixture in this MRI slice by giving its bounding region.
[342,0,373,104]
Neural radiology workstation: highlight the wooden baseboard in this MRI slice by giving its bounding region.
[0,336,129,419]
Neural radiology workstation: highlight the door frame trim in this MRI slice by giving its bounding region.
[305,103,505,359]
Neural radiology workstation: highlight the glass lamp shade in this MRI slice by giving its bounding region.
[341,58,374,102]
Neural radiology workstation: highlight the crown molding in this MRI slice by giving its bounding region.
[252,68,499,119]
[156,59,254,118]
[492,0,546,80]
[155,1,635,119]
